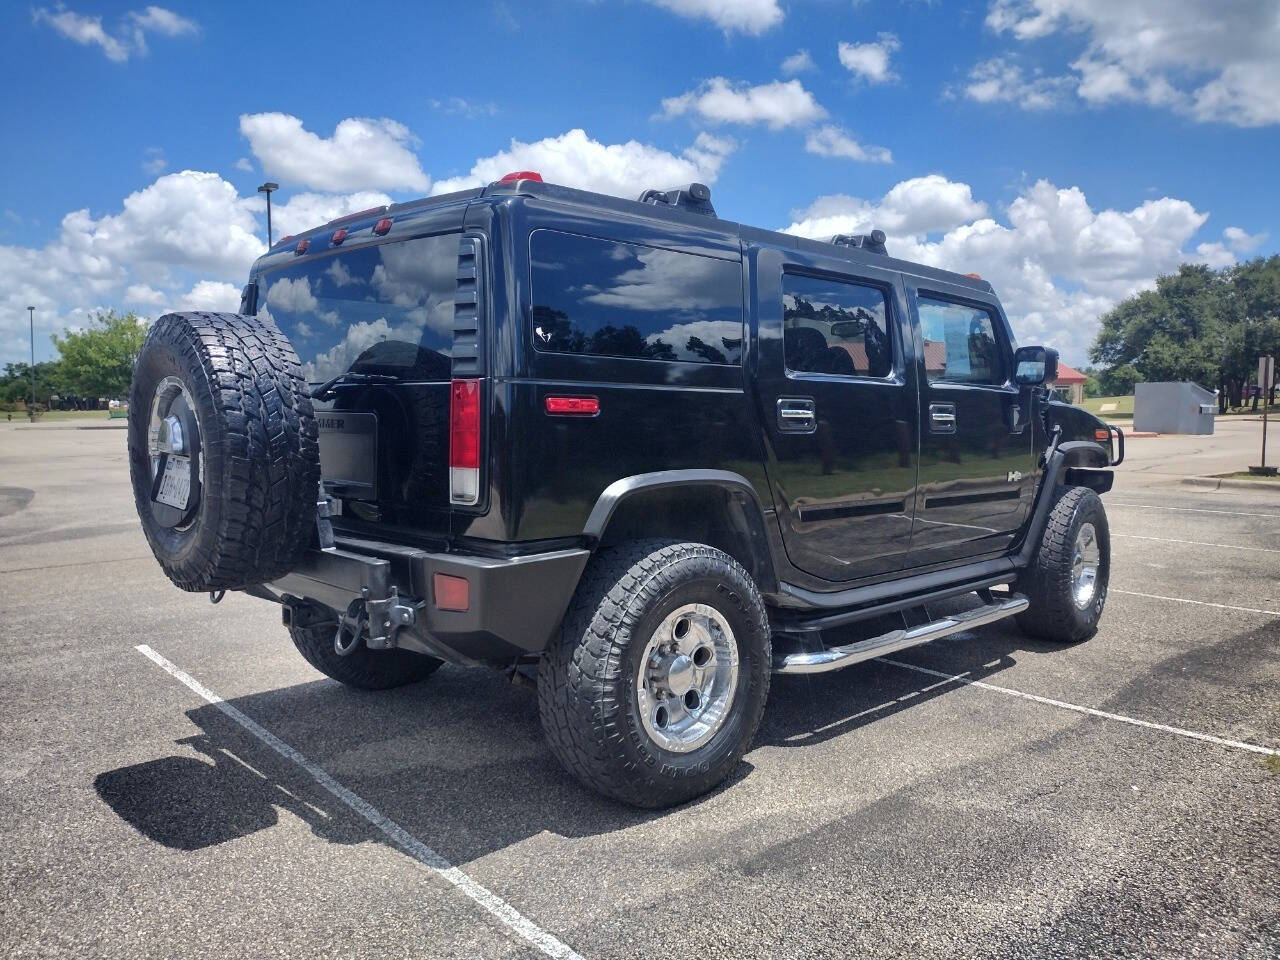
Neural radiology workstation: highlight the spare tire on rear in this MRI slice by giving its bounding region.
[127,311,320,592]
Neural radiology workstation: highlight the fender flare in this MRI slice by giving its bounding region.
[583,469,779,593]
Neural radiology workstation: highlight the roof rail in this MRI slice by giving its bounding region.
[638,182,716,217]
[832,229,888,255]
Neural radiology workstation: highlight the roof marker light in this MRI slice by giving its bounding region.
[499,170,543,183]
[294,239,310,255]
[966,272,982,280]
[373,217,393,236]
[331,228,348,245]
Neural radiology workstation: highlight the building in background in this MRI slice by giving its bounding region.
[1052,363,1088,404]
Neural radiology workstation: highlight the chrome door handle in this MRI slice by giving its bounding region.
[929,402,957,434]
[777,398,816,433]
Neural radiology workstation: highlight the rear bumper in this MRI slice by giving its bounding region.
[269,537,589,661]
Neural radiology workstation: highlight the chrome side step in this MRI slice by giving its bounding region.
[773,594,1029,675]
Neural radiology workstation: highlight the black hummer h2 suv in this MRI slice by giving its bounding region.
[128,173,1122,808]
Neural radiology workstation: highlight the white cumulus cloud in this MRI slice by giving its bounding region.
[661,78,826,129]
[785,175,988,238]
[781,50,816,75]
[786,176,1224,362]
[0,170,266,366]
[838,34,902,84]
[804,126,892,164]
[270,191,393,239]
[984,0,1280,127]
[239,113,432,193]
[33,5,197,62]
[962,56,1073,110]
[429,129,735,198]
[643,0,783,34]
[174,279,240,313]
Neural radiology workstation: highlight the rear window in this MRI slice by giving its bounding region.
[530,229,743,365]
[257,232,460,383]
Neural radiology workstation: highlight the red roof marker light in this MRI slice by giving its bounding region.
[498,170,543,183]
[294,239,310,255]
[373,217,393,236]
[330,228,348,245]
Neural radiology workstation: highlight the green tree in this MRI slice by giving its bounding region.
[1089,257,1280,412]
[51,310,148,399]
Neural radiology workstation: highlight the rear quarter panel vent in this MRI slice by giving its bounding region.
[451,235,485,377]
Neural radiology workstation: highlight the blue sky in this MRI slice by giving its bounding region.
[3,0,1278,367]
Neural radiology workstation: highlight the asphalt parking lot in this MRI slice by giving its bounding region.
[2,420,1277,959]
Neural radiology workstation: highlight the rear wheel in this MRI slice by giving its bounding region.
[538,540,771,808]
[1017,486,1110,643]
[286,602,443,691]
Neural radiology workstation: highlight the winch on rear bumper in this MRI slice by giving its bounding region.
[269,537,589,664]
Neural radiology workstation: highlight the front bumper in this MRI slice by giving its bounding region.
[269,537,589,662]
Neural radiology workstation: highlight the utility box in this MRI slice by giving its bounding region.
[1133,382,1216,435]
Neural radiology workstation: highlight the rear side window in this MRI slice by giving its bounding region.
[917,295,1004,385]
[530,229,743,365]
[783,273,893,378]
[257,232,460,383]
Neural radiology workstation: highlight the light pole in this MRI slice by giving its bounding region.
[258,182,279,248]
[27,306,35,413]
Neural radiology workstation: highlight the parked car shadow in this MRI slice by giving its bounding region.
[95,601,1074,866]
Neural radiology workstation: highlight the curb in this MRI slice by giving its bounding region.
[1181,476,1280,495]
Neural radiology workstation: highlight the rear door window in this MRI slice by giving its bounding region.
[530,229,743,365]
[782,273,893,378]
[257,232,461,383]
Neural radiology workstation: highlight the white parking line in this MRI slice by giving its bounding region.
[1109,502,1280,519]
[1113,534,1280,554]
[1111,589,1280,616]
[135,644,585,960]
[878,657,1279,757]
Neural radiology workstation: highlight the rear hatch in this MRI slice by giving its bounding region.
[254,222,476,543]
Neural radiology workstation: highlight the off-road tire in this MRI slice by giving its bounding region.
[127,312,320,591]
[286,603,443,691]
[538,540,771,808]
[1016,485,1110,643]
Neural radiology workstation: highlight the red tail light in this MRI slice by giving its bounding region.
[499,170,542,183]
[449,379,481,505]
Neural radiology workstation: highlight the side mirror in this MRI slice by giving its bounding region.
[1013,345,1059,386]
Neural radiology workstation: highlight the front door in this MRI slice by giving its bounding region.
[904,280,1036,567]
[752,245,919,582]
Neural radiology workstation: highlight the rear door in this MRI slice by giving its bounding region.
[255,204,469,541]
[751,243,919,582]
[903,278,1036,567]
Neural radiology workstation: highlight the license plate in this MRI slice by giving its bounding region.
[156,456,192,509]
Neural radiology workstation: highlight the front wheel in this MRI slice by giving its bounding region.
[1016,485,1110,643]
[538,540,771,808]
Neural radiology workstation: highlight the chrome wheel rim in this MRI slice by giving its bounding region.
[636,603,739,754]
[1071,521,1101,609]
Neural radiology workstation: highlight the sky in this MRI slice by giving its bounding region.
[3,0,1278,368]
